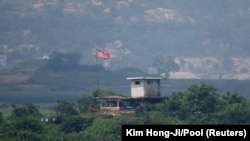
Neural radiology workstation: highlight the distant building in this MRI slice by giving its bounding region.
[96,77,164,116]
[96,96,133,116]
[126,77,162,98]
[97,96,125,111]
[0,55,6,67]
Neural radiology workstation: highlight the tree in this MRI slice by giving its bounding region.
[186,82,220,114]
[163,92,190,120]
[8,103,43,140]
[61,115,91,133]
[46,51,82,72]
[10,103,43,132]
[0,111,10,140]
[77,95,94,113]
[17,130,41,141]
[55,99,79,119]
[222,92,246,104]
[79,118,122,141]
[220,92,249,124]
[0,111,3,125]
[160,82,226,124]
[222,101,250,124]
[92,89,119,98]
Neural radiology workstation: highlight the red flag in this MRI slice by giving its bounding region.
[96,49,110,59]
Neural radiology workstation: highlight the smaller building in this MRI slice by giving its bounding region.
[96,96,134,116]
[126,77,162,98]
[97,96,125,111]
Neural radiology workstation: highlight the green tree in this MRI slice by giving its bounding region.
[46,51,82,72]
[55,99,79,119]
[0,111,11,140]
[17,130,41,141]
[10,103,43,132]
[0,111,4,124]
[186,82,220,114]
[61,115,92,133]
[222,92,246,104]
[77,95,94,113]
[164,92,190,120]
[220,92,250,124]
[8,103,43,140]
[79,118,122,141]
[92,89,119,98]
[160,83,226,124]
[222,101,250,124]
[134,102,153,124]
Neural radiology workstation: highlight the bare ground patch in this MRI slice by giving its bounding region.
[0,72,34,83]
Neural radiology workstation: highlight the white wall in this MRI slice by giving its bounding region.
[131,80,145,98]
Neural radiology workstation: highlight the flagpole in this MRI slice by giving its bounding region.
[95,51,100,89]
[95,49,110,90]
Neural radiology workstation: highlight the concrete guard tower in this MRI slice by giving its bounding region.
[126,77,162,98]
[96,77,165,116]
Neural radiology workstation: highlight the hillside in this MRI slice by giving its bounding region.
[1,0,250,78]
[169,57,250,79]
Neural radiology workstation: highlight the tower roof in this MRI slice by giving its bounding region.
[126,77,162,80]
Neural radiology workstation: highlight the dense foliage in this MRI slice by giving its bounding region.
[1,84,250,141]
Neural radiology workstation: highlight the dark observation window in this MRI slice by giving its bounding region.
[135,80,140,85]
[147,80,153,84]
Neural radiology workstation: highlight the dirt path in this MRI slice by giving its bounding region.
[0,72,34,83]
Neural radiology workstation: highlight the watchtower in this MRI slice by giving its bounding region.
[126,77,162,98]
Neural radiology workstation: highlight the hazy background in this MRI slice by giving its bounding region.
[1,0,250,80]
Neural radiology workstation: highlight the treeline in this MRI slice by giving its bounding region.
[38,51,105,72]
[1,83,250,141]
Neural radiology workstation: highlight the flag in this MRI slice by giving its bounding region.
[96,49,110,59]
